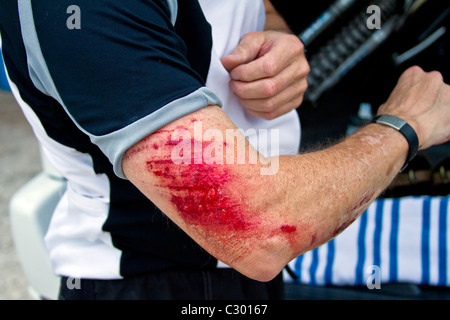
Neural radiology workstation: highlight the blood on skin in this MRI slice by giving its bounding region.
[350,191,374,213]
[332,190,375,238]
[144,132,301,260]
[280,225,297,233]
[147,138,260,233]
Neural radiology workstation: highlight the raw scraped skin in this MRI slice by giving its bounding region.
[139,127,304,264]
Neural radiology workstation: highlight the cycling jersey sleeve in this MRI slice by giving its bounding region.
[21,0,221,178]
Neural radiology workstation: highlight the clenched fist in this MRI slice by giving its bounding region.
[221,31,310,120]
[378,66,450,150]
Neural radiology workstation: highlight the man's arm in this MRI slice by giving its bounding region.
[263,0,292,33]
[122,67,449,282]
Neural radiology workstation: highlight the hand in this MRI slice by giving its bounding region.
[378,66,450,150]
[221,31,309,120]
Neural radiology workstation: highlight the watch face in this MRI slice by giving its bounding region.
[377,115,406,130]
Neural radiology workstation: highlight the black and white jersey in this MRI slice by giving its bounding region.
[0,0,301,279]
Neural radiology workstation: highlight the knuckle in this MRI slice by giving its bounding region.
[405,66,424,77]
[240,31,259,44]
[262,98,277,113]
[429,70,444,82]
[262,80,278,97]
[399,66,424,85]
[409,65,424,73]
[287,34,304,52]
[293,57,310,78]
[262,57,278,77]
[303,61,311,76]
[296,37,305,51]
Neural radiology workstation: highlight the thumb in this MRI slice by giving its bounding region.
[221,32,265,72]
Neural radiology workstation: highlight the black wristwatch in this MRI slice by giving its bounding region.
[371,114,419,172]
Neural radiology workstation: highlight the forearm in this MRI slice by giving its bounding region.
[227,123,408,279]
[271,124,408,253]
[122,106,409,281]
[263,0,292,33]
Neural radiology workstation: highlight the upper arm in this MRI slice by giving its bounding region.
[31,0,220,178]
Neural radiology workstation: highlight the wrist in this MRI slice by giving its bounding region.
[371,115,419,171]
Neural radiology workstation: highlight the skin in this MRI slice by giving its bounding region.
[122,3,450,282]
[221,0,309,120]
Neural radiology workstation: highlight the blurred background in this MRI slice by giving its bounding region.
[0,89,40,299]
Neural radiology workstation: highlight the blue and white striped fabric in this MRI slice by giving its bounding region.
[285,195,450,287]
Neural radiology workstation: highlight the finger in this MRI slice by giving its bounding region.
[239,79,308,114]
[245,94,305,120]
[221,32,266,72]
[229,61,305,99]
[229,43,293,82]
[229,35,305,82]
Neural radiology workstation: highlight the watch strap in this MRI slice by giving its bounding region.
[371,114,419,172]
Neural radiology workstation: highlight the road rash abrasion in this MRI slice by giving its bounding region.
[144,128,301,262]
[333,190,375,238]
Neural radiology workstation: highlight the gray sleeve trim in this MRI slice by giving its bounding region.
[166,0,178,25]
[18,1,64,100]
[95,87,222,179]
[18,0,96,141]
